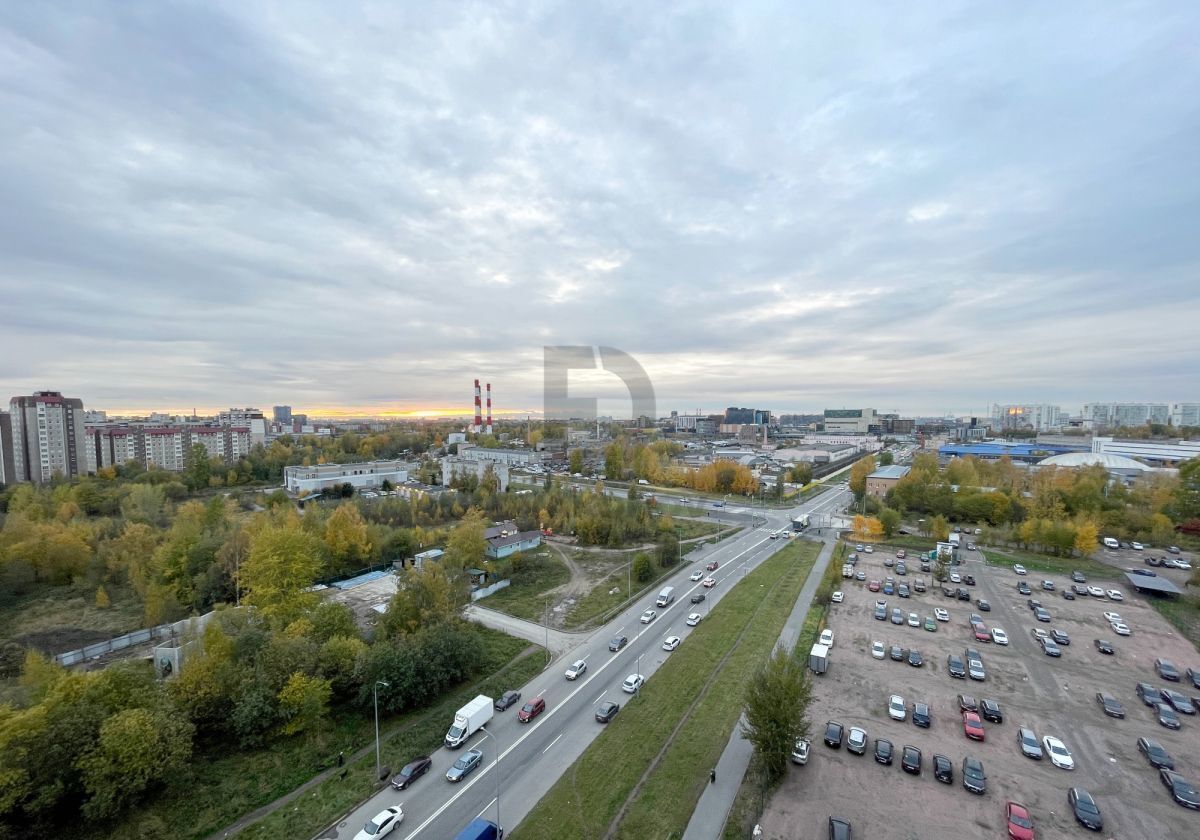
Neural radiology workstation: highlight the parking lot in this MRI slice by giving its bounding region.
[759,541,1200,838]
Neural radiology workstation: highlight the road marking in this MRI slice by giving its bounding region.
[543,733,564,754]
[476,798,497,820]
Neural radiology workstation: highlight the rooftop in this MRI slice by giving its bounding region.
[1122,572,1184,595]
[868,465,911,480]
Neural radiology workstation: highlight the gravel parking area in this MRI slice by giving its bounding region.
[757,542,1200,839]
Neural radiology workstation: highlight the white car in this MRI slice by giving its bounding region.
[864,545,874,553]
[1102,611,1123,624]
[640,610,657,624]
[1111,621,1131,636]
[1131,542,1144,551]
[907,612,920,627]
[1087,585,1105,598]
[1106,589,1124,601]
[1042,735,1075,770]
[686,612,702,626]
[934,608,950,622]
[871,641,886,659]
[1014,564,1027,575]
[831,591,844,603]
[819,628,834,647]
[950,573,962,584]
[991,628,1009,645]
[1173,559,1192,570]
[662,636,681,652]
[888,694,907,721]
[690,569,704,581]
[565,659,588,680]
[622,673,645,693]
[354,806,404,840]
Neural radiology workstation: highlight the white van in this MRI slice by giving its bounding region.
[656,586,676,607]
[638,479,650,485]
[1102,537,1120,550]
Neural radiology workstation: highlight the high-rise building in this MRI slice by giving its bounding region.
[0,411,14,485]
[1081,402,1169,428]
[823,408,877,434]
[273,405,292,424]
[7,391,90,483]
[724,407,771,425]
[990,403,1064,432]
[1170,403,1200,428]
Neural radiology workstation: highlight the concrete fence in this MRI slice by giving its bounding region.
[53,609,227,667]
[470,579,511,602]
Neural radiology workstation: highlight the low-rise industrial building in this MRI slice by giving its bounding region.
[284,459,410,495]
[484,520,543,559]
[441,456,511,492]
[865,465,911,498]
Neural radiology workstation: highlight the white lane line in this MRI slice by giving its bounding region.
[542,733,564,754]
[476,798,497,820]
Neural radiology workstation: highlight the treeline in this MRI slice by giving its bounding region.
[597,438,761,495]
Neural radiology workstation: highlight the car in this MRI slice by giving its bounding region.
[1161,769,1200,810]
[973,626,991,643]
[390,757,432,790]
[790,737,810,765]
[1017,581,1031,595]
[688,569,704,581]
[1168,545,1182,554]
[1106,589,1124,601]
[823,720,845,748]
[1189,668,1200,689]
[883,582,894,595]
[1137,682,1165,706]
[1005,800,1035,840]
[595,700,620,722]
[897,549,907,559]
[446,748,484,782]
[980,698,1003,723]
[888,694,906,721]
[1156,658,1181,681]
[1034,608,1051,623]
[662,636,681,652]
[871,640,886,659]
[1160,689,1196,715]
[494,691,522,712]
[855,570,866,581]
[965,646,982,662]
[1132,541,1145,550]
[933,753,953,783]
[828,816,852,840]
[1042,735,1074,770]
[706,560,719,571]
[855,544,864,551]
[897,584,909,598]
[864,544,874,553]
[1017,727,1043,760]
[847,726,868,755]
[354,806,404,840]
[962,756,987,794]
[1031,627,1050,641]
[565,660,588,680]
[1050,629,1070,645]
[949,573,961,584]
[609,633,630,651]
[968,658,986,680]
[887,644,903,662]
[912,702,931,728]
[1013,564,1027,575]
[873,604,887,621]
[819,628,834,647]
[1157,702,1182,730]
[1096,693,1125,718]
[1065,787,1103,832]
[1094,639,1114,655]
[991,628,1009,645]
[690,593,706,604]
[1138,736,1174,769]
[518,696,545,722]
[622,673,644,693]
[1025,599,1041,611]
[947,655,966,678]
[640,609,657,624]
[962,711,985,740]
[890,608,903,625]
[686,612,702,626]
[896,564,907,577]
[868,580,881,592]
[907,649,923,668]
[956,588,971,601]
[702,577,717,589]
[1087,585,1105,597]
[901,744,922,774]
[966,542,976,551]
[1102,610,1123,624]
[874,737,894,764]
[1040,638,1061,658]
[924,616,937,632]
[1111,621,1131,636]
[831,591,844,603]
[957,693,978,712]
[884,557,894,568]
[1041,579,1055,591]
[934,607,949,622]
[976,599,991,612]
[907,612,920,627]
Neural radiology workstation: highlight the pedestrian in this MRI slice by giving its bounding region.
[710,767,716,784]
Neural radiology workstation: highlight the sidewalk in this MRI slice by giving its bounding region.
[463,604,583,656]
[680,536,839,840]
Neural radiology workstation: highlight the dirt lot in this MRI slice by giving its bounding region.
[758,542,1200,839]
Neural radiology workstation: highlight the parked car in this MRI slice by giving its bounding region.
[1138,736,1174,769]
[901,745,922,774]
[1160,689,1196,715]
[992,628,1009,645]
[933,753,953,783]
[1005,800,1036,840]
[1156,658,1181,682]
[1068,788,1103,832]
[354,806,404,840]
[828,816,853,840]
[871,640,886,659]
[912,702,931,728]
[1017,727,1043,760]
[947,655,966,679]
[874,738,894,765]
[390,757,432,790]
[1094,638,1115,655]
[846,726,868,755]
[1160,769,1200,809]
[1157,703,1182,730]
[595,700,620,723]
[494,691,522,712]
[962,756,987,794]
[1096,693,1125,718]
[888,694,907,721]
[820,628,834,647]
[823,720,845,748]
[980,698,1003,723]
[1043,735,1075,770]
[790,737,810,765]
[907,649,923,668]
[935,607,950,622]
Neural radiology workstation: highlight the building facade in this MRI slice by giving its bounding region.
[457,446,543,467]
[823,408,877,434]
[7,392,90,483]
[441,456,511,492]
[1091,436,1200,467]
[990,404,1064,432]
[1081,402,1170,428]
[284,460,411,495]
[1170,403,1200,428]
[272,405,292,424]
[865,465,911,498]
[0,411,13,485]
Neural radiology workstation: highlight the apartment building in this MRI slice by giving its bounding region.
[7,392,90,483]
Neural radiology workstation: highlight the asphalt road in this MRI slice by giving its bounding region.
[324,484,852,840]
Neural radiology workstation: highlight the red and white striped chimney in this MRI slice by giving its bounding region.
[473,379,482,432]
[486,383,493,434]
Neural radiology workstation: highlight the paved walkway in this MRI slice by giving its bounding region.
[463,604,583,656]
[681,536,839,840]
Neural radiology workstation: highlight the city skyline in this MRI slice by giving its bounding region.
[3,3,1199,415]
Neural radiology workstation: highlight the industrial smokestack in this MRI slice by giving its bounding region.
[474,379,482,433]
[486,383,493,434]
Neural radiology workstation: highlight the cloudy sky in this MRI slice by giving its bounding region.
[2,2,1198,419]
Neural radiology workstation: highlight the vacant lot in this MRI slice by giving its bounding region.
[757,543,1200,839]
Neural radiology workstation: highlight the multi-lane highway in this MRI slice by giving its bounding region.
[324,483,852,840]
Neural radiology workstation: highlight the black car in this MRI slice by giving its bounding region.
[962,574,976,586]
[1138,737,1174,769]
[947,655,966,679]
[595,700,620,723]
[1068,787,1104,831]
[1096,693,1125,718]
[494,690,522,711]
[1161,769,1200,810]
[1156,659,1181,682]
[1157,703,1182,730]
[1072,584,1090,595]
[889,645,905,661]
[932,753,953,783]
[609,635,629,651]
[874,738,893,765]
[912,702,931,728]
[1137,682,1163,706]
[907,649,923,668]
[976,599,990,612]
[1026,598,1041,610]
[1188,667,1200,690]
[901,745,922,774]
[390,756,433,790]
[957,694,978,712]
[1051,629,1070,646]
[828,816,852,840]
[1160,689,1197,715]
[980,698,1003,723]
[1094,639,1114,655]
[956,588,970,601]
[1072,570,1087,583]
[1017,582,1031,595]
[1062,589,1076,600]
[824,721,845,748]
[962,756,986,794]
[1017,727,1043,760]
[690,593,706,604]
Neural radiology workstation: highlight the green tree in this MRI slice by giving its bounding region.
[381,561,463,637]
[1172,458,1200,521]
[878,450,894,466]
[569,449,584,475]
[931,514,950,543]
[742,645,812,782]
[184,443,214,491]
[242,523,325,627]
[276,672,332,740]
[309,602,360,643]
[445,508,487,569]
[605,443,625,480]
[121,483,168,526]
[848,455,877,499]
[324,504,373,574]
[77,707,194,819]
[878,507,902,537]
[790,463,814,486]
[632,552,653,583]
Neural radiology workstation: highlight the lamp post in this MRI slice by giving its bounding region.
[477,725,501,827]
[374,680,389,780]
[636,653,643,697]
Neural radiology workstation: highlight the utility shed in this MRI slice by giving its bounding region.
[1123,572,1184,596]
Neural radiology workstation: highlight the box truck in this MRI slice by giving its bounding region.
[656,586,676,607]
[445,695,493,749]
[841,564,854,579]
[808,643,829,675]
[454,818,504,840]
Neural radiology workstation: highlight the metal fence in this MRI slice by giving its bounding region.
[53,609,226,667]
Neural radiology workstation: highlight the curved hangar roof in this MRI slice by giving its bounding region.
[1037,452,1150,471]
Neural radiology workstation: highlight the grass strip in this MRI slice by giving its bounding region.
[978,546,1122,580]
[477,552,571,621]
[1148,593,1200,651]
[514,540,820,840]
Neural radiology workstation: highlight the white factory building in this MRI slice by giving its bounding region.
[284,459,410,495]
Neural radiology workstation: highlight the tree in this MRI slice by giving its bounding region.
[183,443,214,492]
[605,443,625,480]
[1073,520,1099,556]
[791,463,814,486]
[76,707,194,819]
[1172,458,1200,521]
[632,552,653,583]
[381,561,463,637]
[878,450,894,466]
[848,455,877,499]
[852,514,883,543]
[742,645,812,782]
[931,514,950,543]
[445,508,487,569]
[241,523,325,627]
[569,449,584,475]
[95,586,110,608]
[878,507,902,537]
[324,504,373,574]
[276,672,332,740]
[121,483,168,526]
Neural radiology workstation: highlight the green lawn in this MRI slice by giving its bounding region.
[476,551,570,621]
[515,540,820,840]
[978,547,1122,580]
[1148,593,1200,651]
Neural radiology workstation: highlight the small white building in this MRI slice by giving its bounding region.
[284,459,410,495]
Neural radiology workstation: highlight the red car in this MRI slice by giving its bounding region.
[706,561,720,571]
[973,626,991,642]
[517,696,546,723]
[1005,800,1035,840]
[962,711,985,741]
[868,580,881,592]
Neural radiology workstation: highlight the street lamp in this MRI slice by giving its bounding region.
[374,680,389,780]
[477,725,501,828]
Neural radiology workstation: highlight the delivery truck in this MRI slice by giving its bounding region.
[445,695,493,749]
[656,586,676,607]
[808,643,829,675]
[454,818,504,840]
